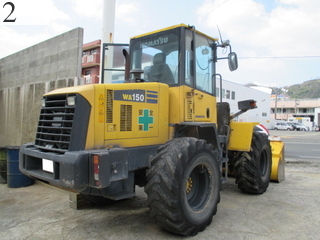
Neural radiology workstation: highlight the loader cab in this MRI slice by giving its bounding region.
[129,24,219,96]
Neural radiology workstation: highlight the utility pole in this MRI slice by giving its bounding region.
[100,0,116,83]
[295,99,300,115]
[274,94,278,120]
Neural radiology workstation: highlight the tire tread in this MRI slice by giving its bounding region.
[145,138,220,236]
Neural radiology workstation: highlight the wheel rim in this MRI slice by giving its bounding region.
[186,165,210,211]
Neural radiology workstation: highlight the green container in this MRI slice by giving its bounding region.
[0,148,7,184]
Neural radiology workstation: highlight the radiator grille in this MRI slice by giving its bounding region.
[35,95,75,153]
[120,105,132,131]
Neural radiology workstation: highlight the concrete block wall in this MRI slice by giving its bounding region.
[0,28,84,147]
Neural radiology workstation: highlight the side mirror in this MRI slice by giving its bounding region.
[228,52,238,71]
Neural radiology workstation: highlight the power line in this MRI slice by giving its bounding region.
[239,56,320,59]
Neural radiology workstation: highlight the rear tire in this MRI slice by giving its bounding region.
[234,132,271,194]
[145,138,221,236]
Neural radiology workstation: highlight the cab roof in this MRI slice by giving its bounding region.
[131,24,219,42]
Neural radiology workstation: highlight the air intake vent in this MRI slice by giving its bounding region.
[185,99,194,121]
[106,90,113,123]
[120,105,132,131]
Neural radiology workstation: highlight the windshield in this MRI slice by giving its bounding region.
[130,32,179,85]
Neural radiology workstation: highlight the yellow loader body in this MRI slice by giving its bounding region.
[270,139,285,182]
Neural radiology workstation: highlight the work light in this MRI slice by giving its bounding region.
[67,95,76,106]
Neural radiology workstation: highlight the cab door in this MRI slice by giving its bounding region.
[189,32,216,122]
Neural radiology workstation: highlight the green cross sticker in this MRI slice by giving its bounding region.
[138,109,154,131]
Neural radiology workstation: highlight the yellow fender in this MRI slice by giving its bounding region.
[270,138,285,182]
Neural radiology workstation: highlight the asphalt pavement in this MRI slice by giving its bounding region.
[0,131,319,240]
[270,129,320,161]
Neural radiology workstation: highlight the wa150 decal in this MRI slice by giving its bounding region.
[114,90,145,102]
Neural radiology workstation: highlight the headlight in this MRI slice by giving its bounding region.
[67,95,76,106]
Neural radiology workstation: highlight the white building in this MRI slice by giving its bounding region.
[217,80,273,129]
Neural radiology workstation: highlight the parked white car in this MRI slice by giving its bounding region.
[274,122,294,131]
[288,122,309,131]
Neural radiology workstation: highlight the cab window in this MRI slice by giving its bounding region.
[195,34,214,94]
[131,33,179,85]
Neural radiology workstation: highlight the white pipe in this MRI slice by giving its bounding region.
[102,0,115,44]
[100,0,116,83]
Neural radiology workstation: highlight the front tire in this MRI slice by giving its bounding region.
[145,138,221,236]
[234,132,271,194]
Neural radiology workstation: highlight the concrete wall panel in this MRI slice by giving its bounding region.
[0,28,84,147]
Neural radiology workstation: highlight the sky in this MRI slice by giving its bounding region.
[0,0,319,87]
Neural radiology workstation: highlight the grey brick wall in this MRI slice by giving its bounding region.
[0,28,84,147]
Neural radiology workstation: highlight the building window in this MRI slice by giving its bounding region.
[262,112,267,117]
[85,70,91,75]
[91,49,97,54]
[231,91,235,100]
[226,90,230,99]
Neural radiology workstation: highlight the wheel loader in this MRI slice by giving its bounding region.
[19,24,285,236]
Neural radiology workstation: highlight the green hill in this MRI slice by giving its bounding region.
[271,79,320,99]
